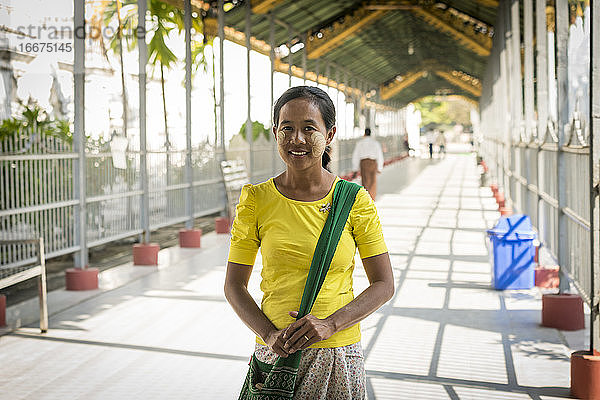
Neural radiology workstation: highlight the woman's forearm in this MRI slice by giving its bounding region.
[326,279,394,334]
[224,282,277,341]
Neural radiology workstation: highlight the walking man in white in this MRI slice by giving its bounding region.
[352,128,384,200]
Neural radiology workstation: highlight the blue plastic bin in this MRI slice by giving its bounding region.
[487,214,537,290]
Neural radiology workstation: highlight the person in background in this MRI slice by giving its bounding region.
[351,128,384,200]
[403,134,413,156]
[426,130,435,159]
[436,131,446,156]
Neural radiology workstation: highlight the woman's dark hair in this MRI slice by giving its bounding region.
[273,86,335,171]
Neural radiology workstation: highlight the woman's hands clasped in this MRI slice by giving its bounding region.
[265,311,336,357]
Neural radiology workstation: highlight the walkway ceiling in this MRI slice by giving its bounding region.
[221,0,499,107]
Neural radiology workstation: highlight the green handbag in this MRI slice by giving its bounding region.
[238,179,362,400]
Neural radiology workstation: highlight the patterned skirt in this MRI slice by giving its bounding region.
[253,342,366,400]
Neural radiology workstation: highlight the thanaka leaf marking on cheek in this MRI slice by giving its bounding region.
[276,130,285,144]
[311,132,326,158]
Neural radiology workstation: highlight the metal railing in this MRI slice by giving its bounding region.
[0,238,48,332]
[480,115,591,304]
[1,127,405,269]
[468,0,598,356]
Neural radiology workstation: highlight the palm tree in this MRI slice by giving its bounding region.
[102,0,209,152]
[101,0,139,138]
[148,0,209,155]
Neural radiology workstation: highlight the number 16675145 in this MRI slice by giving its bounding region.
[18,42,73,53]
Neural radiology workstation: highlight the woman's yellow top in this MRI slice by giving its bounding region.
[227,177,387,348]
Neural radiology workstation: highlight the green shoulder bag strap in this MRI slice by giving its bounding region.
[239,179,362,400]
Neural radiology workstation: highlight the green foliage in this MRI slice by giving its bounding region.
[0,118,22,141]
[237,121,270,142]
[101,0,209,77]
[0,103,74,217]
[190,37,213,77]
[414,98,448,128]
[147,0,178,73]
[415,96,471,129]
[0,103,72,145]
[102,1,139,53]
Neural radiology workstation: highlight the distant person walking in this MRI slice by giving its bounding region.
[436,132,446,156]
[352,128,384,200]
[426,131,435,159]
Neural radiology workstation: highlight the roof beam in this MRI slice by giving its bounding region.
[305,7,387,59]
[380,70,427,100]
[203,17,378,90]
[410,5,492,56]
[434,69,482,97]
[273,59,396,111]
[474,0,499,8]
[251,0,285,14]
[204,18,271,55]
[364,0,419,11]
[380,64,481,101]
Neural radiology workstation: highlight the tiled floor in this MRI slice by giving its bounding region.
[0,153,582,399]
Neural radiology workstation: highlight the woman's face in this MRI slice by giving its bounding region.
[273,98,335,171]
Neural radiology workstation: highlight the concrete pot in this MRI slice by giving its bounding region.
[133,243,160,266]
[571,350,600,400]
[65,268,99,290]
[179,229,202,248]
[541,293,584,331]
[215,217,231,234]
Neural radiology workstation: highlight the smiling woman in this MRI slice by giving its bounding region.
[224,86,394,399]
[273,87,336,176]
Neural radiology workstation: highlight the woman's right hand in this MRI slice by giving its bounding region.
[264,328,289,358]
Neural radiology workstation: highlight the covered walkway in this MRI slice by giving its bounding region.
[1,0,599,398]
[0,150,582,399]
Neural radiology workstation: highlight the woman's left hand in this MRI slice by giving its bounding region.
[282,311,336,353]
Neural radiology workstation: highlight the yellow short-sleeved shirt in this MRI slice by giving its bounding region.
[227,177,387,348]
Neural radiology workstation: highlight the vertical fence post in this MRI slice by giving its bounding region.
[302,33,307,84]
[335,65,341,176]
[138,0,150,244]
[590,0,600,355]
[37,238,48,333]
[325,62,330,93]
[571,6,600,399]
[499,2,509,194]
[523,0,535,142]
[510,0,523,206]
[218,0,225,157]
[392,106,395,139]
[269,11,276,176]
[129,0,160,265]
[344,71,348,140]
[358,80,363,132]
[269,12,276,177]
[315,58,320,88]
[548,8,558,123]
[536,0,549,139]
[73,0,87,269]
[524,0,534,216]
[245,1,253,182]
[184,0,193,229]
[287,26,293,88]
[556,0,570,293]
[536,0,549,237]
[394,104,398,140]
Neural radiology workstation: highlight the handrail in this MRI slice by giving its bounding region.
[0,238,48,333]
